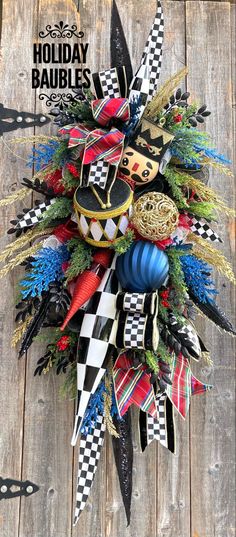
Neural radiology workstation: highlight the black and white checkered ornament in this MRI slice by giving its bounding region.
[73,413,106,525]
[71,256,120,446]
[16,198,56,229]
[190,216,222,243]
[147,392,175,453]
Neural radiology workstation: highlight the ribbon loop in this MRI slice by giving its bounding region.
[91,97,130,127]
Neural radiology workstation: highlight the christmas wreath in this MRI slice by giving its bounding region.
[0,0,235,526]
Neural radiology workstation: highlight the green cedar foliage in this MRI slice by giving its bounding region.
[65,238,93,282]
[38,197,72,229]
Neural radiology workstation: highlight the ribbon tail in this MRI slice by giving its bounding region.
[143,393,176,454]
[73,413,106,525]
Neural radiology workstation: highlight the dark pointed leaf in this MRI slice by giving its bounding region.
[195,114,205,123]
[197,104,207,114]
[175,88,182,100]
[181,91,190,100]
[201,110,211,117]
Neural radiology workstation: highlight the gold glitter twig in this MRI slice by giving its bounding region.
[202,352,213,366]
[0,188,30,208]
[11,315,33,347]
[0,228,52,264]
[188,233,236,284]
[201,158,234,177]
[8,135,60,144]
[172,169,235,217]
[144,66,188,119]
[103,361,119,438]
[0,242,43,278]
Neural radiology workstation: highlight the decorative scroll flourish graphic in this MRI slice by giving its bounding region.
[39,21,84,39]
[39,93,74,108]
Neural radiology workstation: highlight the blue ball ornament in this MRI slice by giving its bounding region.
[116,240,169,292]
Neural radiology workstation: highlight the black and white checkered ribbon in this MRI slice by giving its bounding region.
[73,413,106,525]
[147,392,167,447]
[116,291,158,315]
[16,198,56,229]
[190,216,223,243]
[92,66,128,99]
[146,392,175,453]
[129,0,164,110]
[71,256,120,446]
[116,292,159,351]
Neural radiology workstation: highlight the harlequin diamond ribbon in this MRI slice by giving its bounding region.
[113,353,157,418]
[166,353,212,418]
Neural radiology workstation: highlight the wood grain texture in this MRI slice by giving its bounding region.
[186,3,235,537]
[156,4,191,537]
[0,1,36,537]
[0,2,235,537]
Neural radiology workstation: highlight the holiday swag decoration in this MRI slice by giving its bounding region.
[1,0,235,527]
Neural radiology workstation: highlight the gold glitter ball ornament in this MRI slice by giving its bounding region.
[132,192,179,241]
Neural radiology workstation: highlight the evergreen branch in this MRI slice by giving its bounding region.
[156,336,173,365]
[60,362,77,400]
[38,197,72,229]
[166,247,189,306]
[65,239,93,283]
[111,229,135,255]
[145,350,159,373]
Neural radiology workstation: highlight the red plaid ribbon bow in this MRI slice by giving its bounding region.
[167,353,212,418]
[59,97,130,166]
[113,353,157,418]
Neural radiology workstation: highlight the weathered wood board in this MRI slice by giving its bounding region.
[0,2,235,537]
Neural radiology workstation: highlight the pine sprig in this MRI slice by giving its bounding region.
[145,350,159,373]
[111,229,135,255]
[60,362,77,399]
[52,140,70,168]
[163,167,189,209]
[166,247,189,307]
[65,238,93,282]
[156,336,173,365]
[60,167,80,192]
[38,197,72,229]
[164,166,235,217]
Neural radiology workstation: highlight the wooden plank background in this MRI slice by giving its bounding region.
[0,1,235,536]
